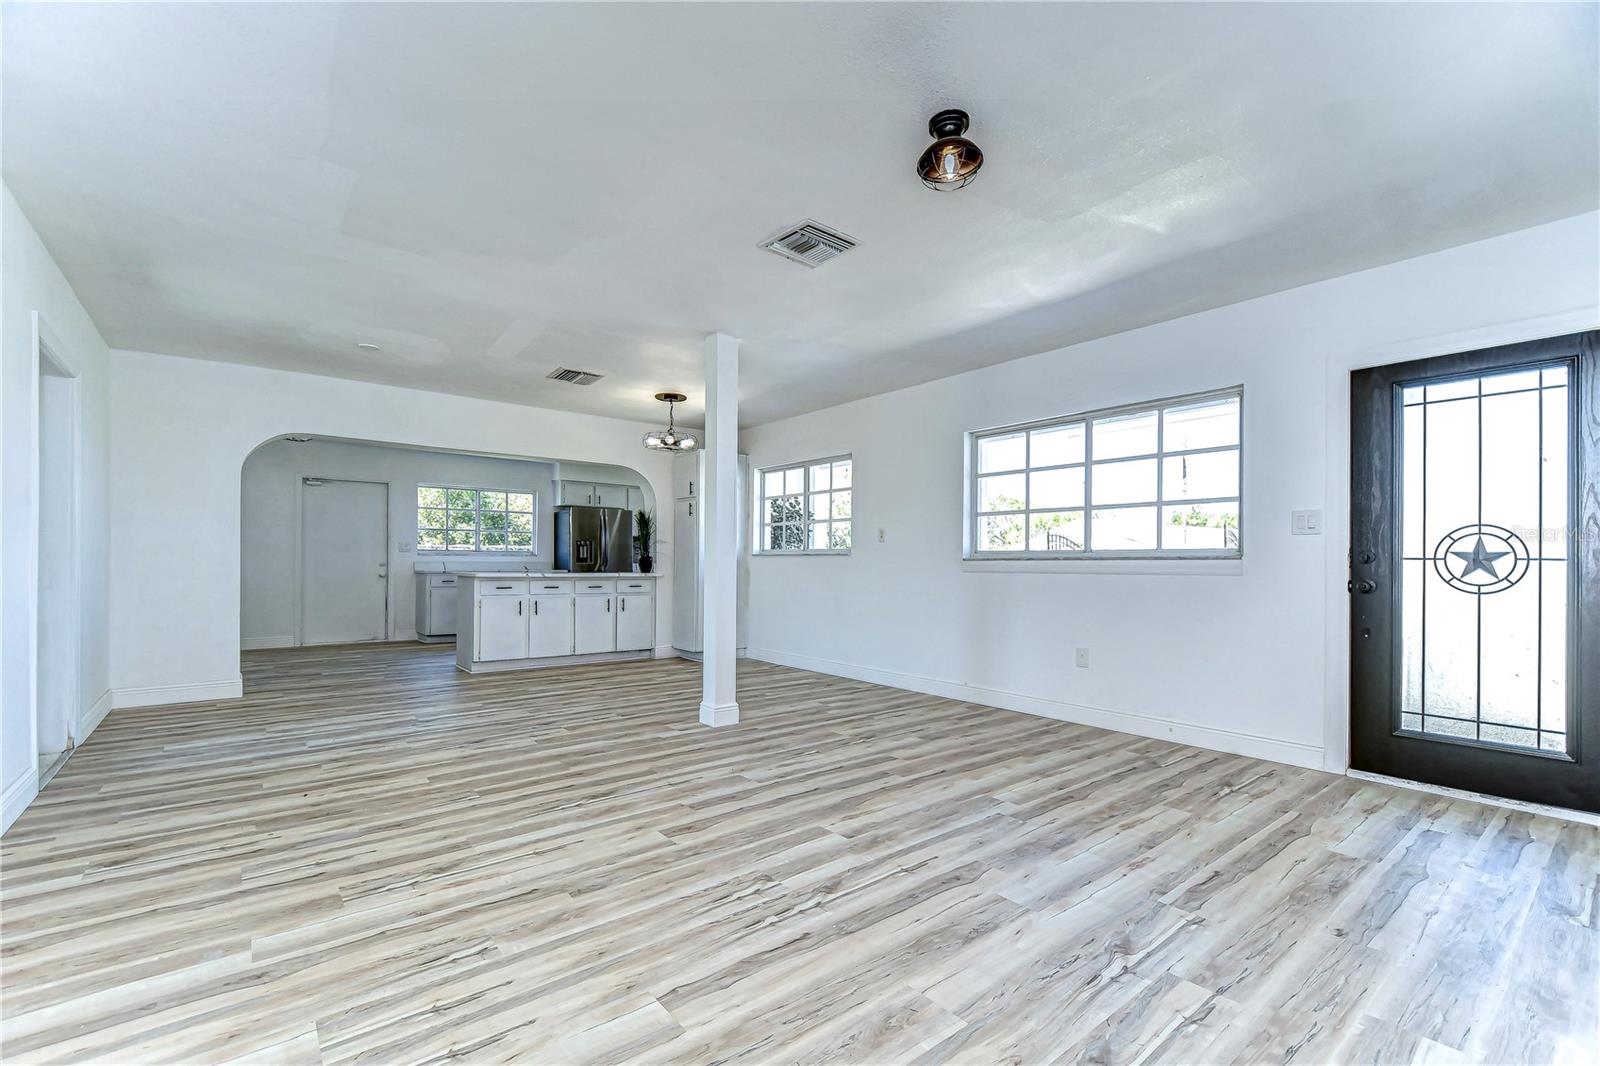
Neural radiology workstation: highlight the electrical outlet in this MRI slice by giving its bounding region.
[1075,647,1089,669]
[398,541,413,553]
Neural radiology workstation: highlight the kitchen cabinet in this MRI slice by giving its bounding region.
[528,595,574,657]
[670,451,749,657]
[560,481,596,505]
[560,480,641,509]
[476,595,528,661]
[456,572,655,673]
[617,594,653,652]
[574,594,616,655]
[593,483,630,508]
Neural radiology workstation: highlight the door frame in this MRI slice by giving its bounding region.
[1348,330,1596,810]
[294,475,390,646]
[1320,308,1600,781]
[30,312,83,768]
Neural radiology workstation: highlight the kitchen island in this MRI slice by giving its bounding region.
[453,572,659,673]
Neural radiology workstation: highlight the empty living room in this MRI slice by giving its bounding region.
[1,2,1597,1063]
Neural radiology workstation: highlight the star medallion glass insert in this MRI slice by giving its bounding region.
[1398,364,1570,754]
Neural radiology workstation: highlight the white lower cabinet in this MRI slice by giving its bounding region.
[574,595,617,655]
[476,595,528,662]
[528,596,574,657]
[616,594,653,652]
[457,575,655,672]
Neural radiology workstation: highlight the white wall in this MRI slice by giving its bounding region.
[242,438,649,645]
[2,185,113,833]
[741,212,1600,771]
[109,351,679,706]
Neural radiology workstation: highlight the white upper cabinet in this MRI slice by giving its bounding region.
[593,483,631,508]
[560,481,596,505]
[672,453,700,500]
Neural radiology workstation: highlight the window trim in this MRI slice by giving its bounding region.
[965,386,1243,561]
[417,483,539,555]
[754,453,854,556]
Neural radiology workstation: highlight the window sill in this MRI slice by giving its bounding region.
[960,556,1243,576]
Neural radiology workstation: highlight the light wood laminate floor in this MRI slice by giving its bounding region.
[2,644,1595,1064]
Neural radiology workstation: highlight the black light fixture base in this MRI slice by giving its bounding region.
[928,109,970,138]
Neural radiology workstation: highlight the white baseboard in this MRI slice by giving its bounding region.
[699,701,740,727]
[112,677,244,709]
[78,688,113,743]
[2,767,40,837]
[241,635,295,651]
[747,647,1325,771]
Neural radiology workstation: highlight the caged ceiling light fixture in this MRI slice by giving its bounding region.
[917,108,984,191]
[642,392,700,452]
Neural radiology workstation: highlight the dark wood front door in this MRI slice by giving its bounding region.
[1350,330,1599,813]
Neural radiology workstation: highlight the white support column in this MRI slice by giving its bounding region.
[699,332,740,727]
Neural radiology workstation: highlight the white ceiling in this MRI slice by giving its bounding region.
[3,2,1595,427]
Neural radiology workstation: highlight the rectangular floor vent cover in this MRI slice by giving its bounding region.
[761,220,857,268]
[546,367,605,386]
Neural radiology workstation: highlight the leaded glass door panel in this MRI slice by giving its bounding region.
[1351,331,1599,813]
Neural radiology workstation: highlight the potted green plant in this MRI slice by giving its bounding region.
[634,509,656,573]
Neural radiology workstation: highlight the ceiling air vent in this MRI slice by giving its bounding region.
[546,367,605,386]
[761,219,857,268]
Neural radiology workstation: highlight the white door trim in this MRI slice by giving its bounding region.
[30,312,83,770]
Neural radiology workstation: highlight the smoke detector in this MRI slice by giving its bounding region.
[546,367,605,386]
[761,220,856,268]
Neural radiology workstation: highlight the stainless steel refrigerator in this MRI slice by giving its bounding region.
[554,505,632,572]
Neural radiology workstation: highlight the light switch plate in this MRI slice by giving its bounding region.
[1291,510,1323,536]
[1075,647,1089,669]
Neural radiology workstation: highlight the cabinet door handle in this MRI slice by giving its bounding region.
[518,600,523,616]
[533,600,539,616]
[620,598,625,612]
[607,598,611,613]
[689,480,694,496]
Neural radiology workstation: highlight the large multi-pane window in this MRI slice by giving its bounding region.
[417,486,535,552]
[758,456,852,553]
[968,388,1242,558]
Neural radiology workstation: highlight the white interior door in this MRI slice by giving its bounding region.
[301,478,388,645]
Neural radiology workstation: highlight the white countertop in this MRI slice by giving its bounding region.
[451,571,659,579]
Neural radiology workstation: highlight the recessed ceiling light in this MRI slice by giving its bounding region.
[355,342,382,351]
[285,435,313,443]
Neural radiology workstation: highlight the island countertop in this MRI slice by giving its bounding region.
[449,571,660,579]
